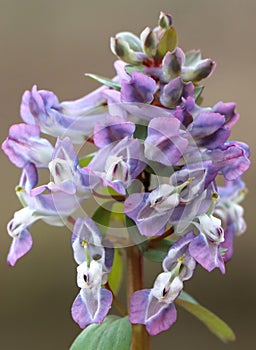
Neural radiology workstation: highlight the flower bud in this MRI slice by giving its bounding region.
[140,27,158,58]
[162,48,185,82]
[158,12,173,29]
[110,36,143,65]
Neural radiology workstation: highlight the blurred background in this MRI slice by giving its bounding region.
[0,0,255,349]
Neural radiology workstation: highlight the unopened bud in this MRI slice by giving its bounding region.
[110,37,143,65]
[140,27,158,58]
[159,12,173,29]
[162,48,184,82]
[182,59,216,82]
[115,32,142,51]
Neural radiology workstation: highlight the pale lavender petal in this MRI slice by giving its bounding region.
[114,60,130,81]
[121,72,156,104]
[60,86,106,115]
[145,297,177,336]
[129,290,177,336]
[7,229,33,267]
[71,288,112,328]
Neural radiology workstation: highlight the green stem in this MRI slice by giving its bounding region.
[126,246,150,350]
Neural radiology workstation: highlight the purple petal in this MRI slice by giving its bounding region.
[212,101,239,128]
[129,290,177,336]
[121,72,156,104]
[191,112,225,138]
[2,123,53,168]
[124,193,169,236]
[189,233,225,274]
[145,117,188,166]
[208,142,250,180]
[7,229,33,267]
[198,127,230,149]
[94,115,135,148]
[71,288,112,328]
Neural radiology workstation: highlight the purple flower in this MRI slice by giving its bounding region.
[72,217,114,280]
[144,116,188,166]
[130,232,196,335]
[20,85,108,144]
[124,185,180,237]
[71,260,113,328]
[163,231,197,280]
[130,277,179,335]
[173,97,235,150]
[71,217,113,328]
[83,137,146,194]
[125,168,211,237]
[32,137,90,197]
[6,164,82,266]
[2,123,53,168]
[189,214,225,273]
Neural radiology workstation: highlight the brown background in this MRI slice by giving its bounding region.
[0,0,255,349]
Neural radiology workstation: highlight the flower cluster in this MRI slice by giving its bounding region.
[2,12,250,337]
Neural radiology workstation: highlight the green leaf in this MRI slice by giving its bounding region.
[194,85,204,103]
[92,202,113,235]
[85,73,121,90]
[156,27,178,61]
[70,316,132,350]
[176,294,236,343]
[143,239,173,262]
[108,248,123,294]
[133,124,148,140]
[79,152,96,167]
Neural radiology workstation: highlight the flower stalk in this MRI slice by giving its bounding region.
[126,246,150,350]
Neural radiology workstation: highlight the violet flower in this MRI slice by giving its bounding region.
[130,232,196,335]
[2,123,53,168]
[71,217,113,328]
[20,85,108,144]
